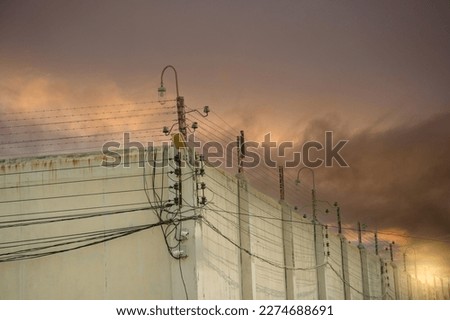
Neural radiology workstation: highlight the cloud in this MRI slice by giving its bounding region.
[0,70,171,158]
[300,112,450,275]
[316,112,450,235]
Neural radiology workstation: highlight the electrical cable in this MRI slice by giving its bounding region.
[0,215,199,263]
[201,216,328,271]
[1,99,176,116]
[0,110,176,130]
[0,206,157,229]
[1,105,176,124]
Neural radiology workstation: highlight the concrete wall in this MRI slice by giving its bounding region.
[326,233,345,299]
[367,254,382,298]
[198,167,241,299]
[0,150,173,299]
[347,245,363,299]
[0,149,444,300]
[292,217,317,299]
[247,186,286,299]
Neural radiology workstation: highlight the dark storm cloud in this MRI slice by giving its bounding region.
[312,112,450,238]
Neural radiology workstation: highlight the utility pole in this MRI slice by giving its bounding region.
[176,96,187,139]
[358,222,362,245]
[235,130,253,299]
[403,251,413,299]
[386,242,400,299]
[278,165,294,299]
[295,167,326,300]
[336,205,342,235]
[237,130,245,174]
[278,166,285,201]
[389,242,394,262]
[158,65,210,299]
[375,231,379,255]
[159,65,186,210]
[334,203,350,300]
[357,221,370,299]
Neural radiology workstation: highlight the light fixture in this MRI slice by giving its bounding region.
[158,84,167,105]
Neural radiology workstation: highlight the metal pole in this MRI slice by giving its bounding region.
[312,189,317,222]
[296,167,326,299]
[358,222,362,245]
[160,65,180,97]
[176,96,187,139]
[389,243,394,262]
[375,231,379,255]
[336,205,342,234]
[296,167,316,221]
[236,136,242,174]
[237,131,245,174]
[278,166,285,201]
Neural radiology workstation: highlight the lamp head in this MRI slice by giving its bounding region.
[158,84,166,105]
[163,126,169,135]
[295,179,301,185]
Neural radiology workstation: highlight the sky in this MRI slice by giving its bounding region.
[1,0,449,278]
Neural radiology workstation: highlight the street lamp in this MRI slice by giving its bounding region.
[158,65,210,139]
[158,65,180,104]
[403,247,418,279]
[295,167,317,222]
[158,65,186,139]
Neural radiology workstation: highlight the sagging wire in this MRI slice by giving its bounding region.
[201,216,328,272]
